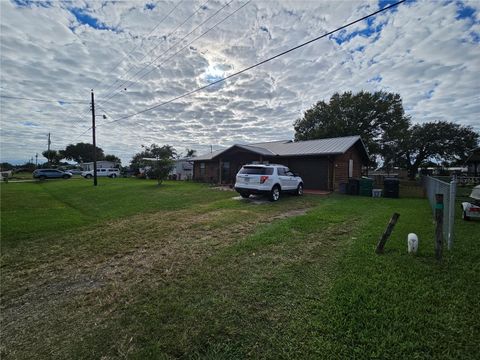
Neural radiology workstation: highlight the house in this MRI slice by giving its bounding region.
[170,157,193,180]
[466,148,480,176]
[192,135,369,191]
[81,160,116,171]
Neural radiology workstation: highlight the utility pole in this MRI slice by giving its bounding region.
[35,153,38,168]
[91,90,98,186]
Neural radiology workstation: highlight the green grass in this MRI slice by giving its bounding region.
[1,179,233,248]
[1,180,478,359]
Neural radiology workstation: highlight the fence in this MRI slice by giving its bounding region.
[424,176,457,250]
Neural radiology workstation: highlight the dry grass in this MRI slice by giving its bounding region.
[1,201,314,359]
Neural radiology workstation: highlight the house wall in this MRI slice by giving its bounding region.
[171,160,193,180]
[193,161,219,183]
[333,147,364,190]
[193,144,366,191]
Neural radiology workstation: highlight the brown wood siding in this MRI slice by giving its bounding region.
[333,147,363,190]
[193,161,219,183]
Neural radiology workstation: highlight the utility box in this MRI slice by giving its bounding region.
[384,178,400,198]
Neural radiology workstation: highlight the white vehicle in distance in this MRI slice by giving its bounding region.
[461,185,480,220]
[234,164,304,201]
[81,168,120,179]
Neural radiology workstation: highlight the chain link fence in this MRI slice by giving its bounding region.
[424,176,457,249]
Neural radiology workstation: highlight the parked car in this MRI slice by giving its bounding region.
[461,185,480,220]
[234,164,303,201]
[33,169,72,180]
[81,168,120,179]
[66,169,83,175]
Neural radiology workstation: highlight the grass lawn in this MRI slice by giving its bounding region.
[1,179,479,359]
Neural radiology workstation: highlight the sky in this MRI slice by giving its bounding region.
[0,0,479,165]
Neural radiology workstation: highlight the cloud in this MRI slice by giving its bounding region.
[0,0,479,165]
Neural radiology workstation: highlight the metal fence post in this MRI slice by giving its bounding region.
[448,179,456,250]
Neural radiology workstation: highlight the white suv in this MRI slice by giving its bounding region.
[234,164,304,201]
[81,168,120,179]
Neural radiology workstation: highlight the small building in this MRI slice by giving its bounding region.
[81,160,116,171]
[192,135,369,191]
[170,158,193,180]
[466,148,480,176]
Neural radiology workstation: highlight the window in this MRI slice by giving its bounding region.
[277,168,286,176]
[239,166,273,175]
[200,163,206,176]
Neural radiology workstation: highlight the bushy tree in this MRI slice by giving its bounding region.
[130,144,176,185]
[42,150,65,165]
[0,162,14,171]
[293,91,410,163]
[185,148,197,157]
[104,154,121,167]
[63,143,105,163]
[393,121,479,179]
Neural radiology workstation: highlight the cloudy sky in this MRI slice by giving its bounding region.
[1,0,479,165]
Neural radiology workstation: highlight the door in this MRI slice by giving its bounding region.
[288,158,329,190]
[277,167,294,190]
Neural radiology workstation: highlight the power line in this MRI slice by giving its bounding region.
[120,0,247,94]
[105,0,406,125]
[97,1,184,97]
[101,0,235,104]
[98,0,211,102]
[0,95,88,104]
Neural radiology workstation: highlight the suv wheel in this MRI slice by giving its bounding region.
[240,192,250,199]
[39,175,46,180]
[269,185,280,202]
[296,183,304,196]
[110,174,117,178]
[462,211,470,221]
[85,174,92,179]
[62,174,70,179]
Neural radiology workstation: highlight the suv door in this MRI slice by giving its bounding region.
[277,167,292,190]
[285,170,298,189]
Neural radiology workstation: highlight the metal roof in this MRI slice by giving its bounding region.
[194,135,367,161]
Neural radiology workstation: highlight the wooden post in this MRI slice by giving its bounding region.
[435,194,444,260]
[376,213,400,254]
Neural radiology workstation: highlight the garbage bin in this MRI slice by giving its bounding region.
[384,178,400,198]
[339,182,347,194]
[347,178,360,195]
[359,177,374,196]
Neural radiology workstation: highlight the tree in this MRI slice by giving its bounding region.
[185,148,197,157]
[293,91,411,163]
[42,150,64,165]
[0,162,14,171]
[130,144,176,185]
[63,143,105,163]
[104,154,121,167]
[393,121,479,179]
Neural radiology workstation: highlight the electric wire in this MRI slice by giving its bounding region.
[104,0,406,125]
[0,95,88,104]
[123,0,248,93]
[97,1,184,98]
[101,0,235,104]
[98,0,210,102]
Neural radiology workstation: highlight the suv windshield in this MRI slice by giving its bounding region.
[239,166,273,175]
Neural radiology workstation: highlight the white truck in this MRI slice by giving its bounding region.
[81,168,120,179]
